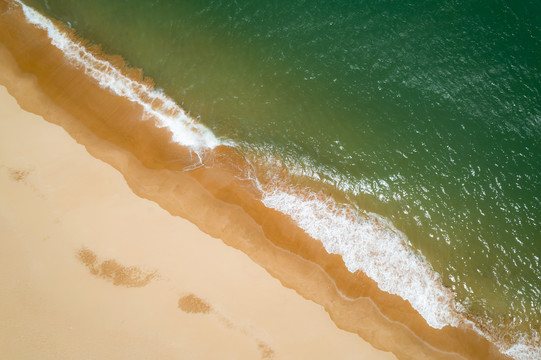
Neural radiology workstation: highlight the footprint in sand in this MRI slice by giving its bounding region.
[177,293,275,359]
[9,168,31,182]
[77,247,157,287]
[76,248,274,358]
[177,294,212,314]
[7,167,45,197]
[257,341,276,360]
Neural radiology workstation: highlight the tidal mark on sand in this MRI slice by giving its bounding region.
[77,247,157,287]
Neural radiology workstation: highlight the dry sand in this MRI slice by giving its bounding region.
[0,84,397,359]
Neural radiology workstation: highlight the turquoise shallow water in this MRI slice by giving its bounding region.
[24,0,540,349]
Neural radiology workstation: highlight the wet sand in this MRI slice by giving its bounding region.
[0,84,397,359]
[0,1,511,359]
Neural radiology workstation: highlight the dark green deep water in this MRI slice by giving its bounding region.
[25,0,540,346]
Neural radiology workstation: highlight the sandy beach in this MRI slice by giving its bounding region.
[0,84,397,359]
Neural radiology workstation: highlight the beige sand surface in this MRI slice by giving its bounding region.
[0,84,397,359]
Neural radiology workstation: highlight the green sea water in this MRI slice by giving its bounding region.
[24,0,540,350]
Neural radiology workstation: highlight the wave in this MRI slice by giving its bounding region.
[261,185,541,360]
[11,1,539,358]
[262,185,460,329]
[14,0,222,154]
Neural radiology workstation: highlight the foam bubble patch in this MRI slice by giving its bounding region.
[502,334,541,360]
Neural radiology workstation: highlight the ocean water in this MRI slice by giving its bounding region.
[20,0,540,357]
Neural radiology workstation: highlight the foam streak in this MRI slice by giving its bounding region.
[14,0,221,152]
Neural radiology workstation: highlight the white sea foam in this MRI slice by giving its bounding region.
[262,186,460,329]
[14,0,221,152]
[503,343,541,360]
[496,329,541,360]
[503,340,541,360]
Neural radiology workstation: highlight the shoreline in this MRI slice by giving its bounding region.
[0,84,397,359]
[0,1,514,358]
